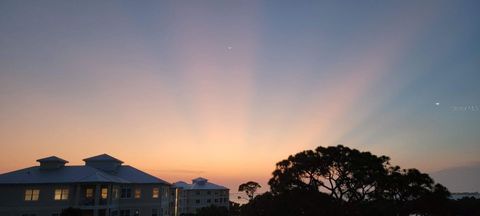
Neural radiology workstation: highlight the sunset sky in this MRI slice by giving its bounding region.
[1,0,479,193]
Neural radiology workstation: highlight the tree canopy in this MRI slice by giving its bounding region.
[244,145,455,216]
[238,181,262,200]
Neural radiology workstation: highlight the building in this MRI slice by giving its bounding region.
[172,177,229,216]
[0,154,171,216]
[450,192,480,200]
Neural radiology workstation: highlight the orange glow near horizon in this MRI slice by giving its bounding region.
[1,1,479,194]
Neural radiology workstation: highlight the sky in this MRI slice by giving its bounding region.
[0,0,479,194]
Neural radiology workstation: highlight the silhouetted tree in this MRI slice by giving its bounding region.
[241,189,342,216]
[196,205,229,216]
[239,181,262,201]
[452,197,480,216]
[229,201,241,216]
[262,145,451,216]
[269,145,389,203]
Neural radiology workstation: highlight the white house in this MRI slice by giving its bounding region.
[172,177,229,216]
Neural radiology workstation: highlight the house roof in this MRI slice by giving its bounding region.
[0,155,169,185]
[83,154,123,163]
[173,177,228,190]
[36,156,68,163]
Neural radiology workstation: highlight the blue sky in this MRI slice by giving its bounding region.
[0,0,479,191]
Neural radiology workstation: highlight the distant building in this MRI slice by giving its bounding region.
[172,177,229,216]
[0,154,171,216]
[450,192,480,200]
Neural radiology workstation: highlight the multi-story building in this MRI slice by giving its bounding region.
[450,192,480,200]
[172,177,229,216]
[0,154,171,216]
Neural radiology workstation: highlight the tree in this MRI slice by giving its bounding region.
[239,181,262,201]
[269,145,389,202]
[265,145,451,215]
[240,189,341,216]
[195,205,228,216]
[229,201,241,216]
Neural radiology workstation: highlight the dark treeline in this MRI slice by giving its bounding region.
[192,145,480,216]
[239,145,480,216]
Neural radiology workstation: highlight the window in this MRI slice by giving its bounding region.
[52,214,59,216]
[196,191,200,195]
[134,188,141,199]
[133,209,140,216]
[101,188,108,199]
[195,199,200,204]
[85,188,93,198]
[207,199,211,203]
[121,187,132,198]
[215,199,218,203]
[54,189,69,200]
[113,188,119,199]
[24,189,40,201]
[207,191,211,195]
[120,210,130,216]
[152,187,159,198]
[151,208,158,216]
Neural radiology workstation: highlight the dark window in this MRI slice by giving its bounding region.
[120,210,130,216]
[196,191,200,195]
[207,191,211,195]
[121,188,132,199]
[215,199,218,203]
[207,199,211,203]
[196,199,200,204]
[152,208,158,216]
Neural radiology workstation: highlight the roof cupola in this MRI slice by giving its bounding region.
[83,154,123,172]
[37,156,68,170]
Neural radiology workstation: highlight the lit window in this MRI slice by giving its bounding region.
[24,189,40,201]
[85,188,93,198]
[101,188,108,199]
[54,189,69,200]
[152,187,159,198]
[134,188,141,199]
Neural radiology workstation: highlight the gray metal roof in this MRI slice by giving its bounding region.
[36,156,68,163]
[0,156,169,185]
[83,154,123,163]
[173,178,228,190]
